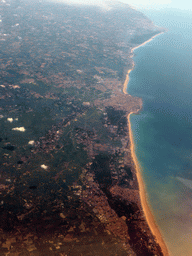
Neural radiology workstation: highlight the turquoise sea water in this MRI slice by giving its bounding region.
[128,10,192,256]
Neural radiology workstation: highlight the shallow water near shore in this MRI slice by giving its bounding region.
[127,10,192,256]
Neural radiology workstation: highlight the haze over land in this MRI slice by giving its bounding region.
[45,0,192,11]
[2,0,192,255]
[0,0,165,255]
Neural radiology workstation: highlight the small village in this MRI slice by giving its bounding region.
[0,0,164,255]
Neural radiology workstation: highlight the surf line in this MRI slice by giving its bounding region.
[124,32,170,256]
[123,32,164,95]
[127,112,169,256]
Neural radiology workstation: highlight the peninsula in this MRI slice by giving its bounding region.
[0,0,166,255]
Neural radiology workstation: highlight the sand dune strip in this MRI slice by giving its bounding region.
[127,112,169,256]
[124,31,170,256]
[123,32,164,94]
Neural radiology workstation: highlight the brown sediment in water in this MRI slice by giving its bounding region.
[124,31,170,256]
[127,112,169,256]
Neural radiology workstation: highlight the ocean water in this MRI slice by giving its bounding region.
[127,10,192,256]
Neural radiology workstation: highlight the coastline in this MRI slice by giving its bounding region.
[124,31,170,256]
[123,32,164,94]
[127,112,169,256]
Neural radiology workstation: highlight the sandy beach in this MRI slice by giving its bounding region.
[123,32,164,94]
[127,112,169,256]
[123,66,134,94]
[124,31,170,256]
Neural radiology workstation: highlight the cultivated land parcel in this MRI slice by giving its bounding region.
[0,1,165,255]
